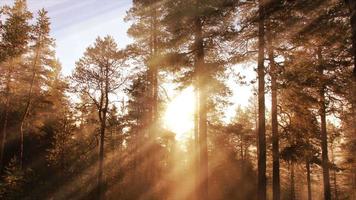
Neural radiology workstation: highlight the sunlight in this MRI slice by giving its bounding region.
[164,86,195,141]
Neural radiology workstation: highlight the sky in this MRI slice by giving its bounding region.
[1,0,255,122]
[1,0,133,75]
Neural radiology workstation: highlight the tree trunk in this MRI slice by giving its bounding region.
[267,21,280,200]
[290,162,296,200]
[198,56,208,200]
[152,5,158,133]
[346,1,356,198]
[194,0,208,198]
[19,78,35,168]
[240,134,244,160]
[0,61,13,170]
[194,85,199,200]
[19,44,41,168]
[333,166,339,200]
[0,99,9,171]
[317,48,331,200]
[353,56,356,200]
[257,0,267,200]
[306,159,312,200]
[98,116,106,200]
[146,2,159,194]
[98,65,110,200]
[152,9,158,190]
[353,167,356,200]
[331,145,339,200]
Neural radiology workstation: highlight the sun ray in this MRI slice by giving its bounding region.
[163,86,195,141]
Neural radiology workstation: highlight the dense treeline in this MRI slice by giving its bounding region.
[0,0,355,200]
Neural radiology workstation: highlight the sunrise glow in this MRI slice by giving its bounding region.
[164,86,195,141]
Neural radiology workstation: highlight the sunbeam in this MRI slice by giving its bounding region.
[163,86,195,141]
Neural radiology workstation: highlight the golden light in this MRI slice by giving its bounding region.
[164,86,195,141]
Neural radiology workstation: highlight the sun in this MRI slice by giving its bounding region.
[164,86,195,141]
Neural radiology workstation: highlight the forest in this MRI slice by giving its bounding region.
[0,0,355,200]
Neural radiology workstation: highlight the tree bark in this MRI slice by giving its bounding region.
[333,163,339,200]
[144,3,159,194]
[240,134,244,160]
[290,162,296,200]
[194,85,200,200]
[98,114,106,200]
[353,53,356,200]
[194,0,208,198]
[98,64,110,200]
[353,167,356,200]
[317,48,331,200]
[267,21,280,200]
[331,144,339,200]
[0,97,9,171]
[306,159,312,200]
[0,61,13,170]
[345,1,356,198]
[19,45,40,168]
[257,1,267,200]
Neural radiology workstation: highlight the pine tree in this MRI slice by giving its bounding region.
[71,36,127,200]
[0,0,32,170]
[257,1,267,199]
[19,8,55,168]
[345,1,356,197]
[163,1,237,198]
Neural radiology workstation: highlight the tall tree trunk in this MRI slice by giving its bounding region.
[98,115,106,200]
[257,0,267,199]
[306,160,312,200]
[333,164,339,200]
[331,144,339,200]
[152,5,158,134]
[317,48,331,200]
[267,21,280,200]
[143,71,152,194]
[147,2,159,193]
[194,1,208,198]
[19,61,37,168]
[194,85,200,200]
[346,1,356,198]
[0,97,9,171]
[353,167,356,200]
[353,57,356,200]
[353,27,356,200]
[19,42,41,168]
[240,134,244,160]
[98,65,110,200]
[290,162,296,200]
[198,52,208,200]
[149,0,159,138]
[0,61,13,170]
